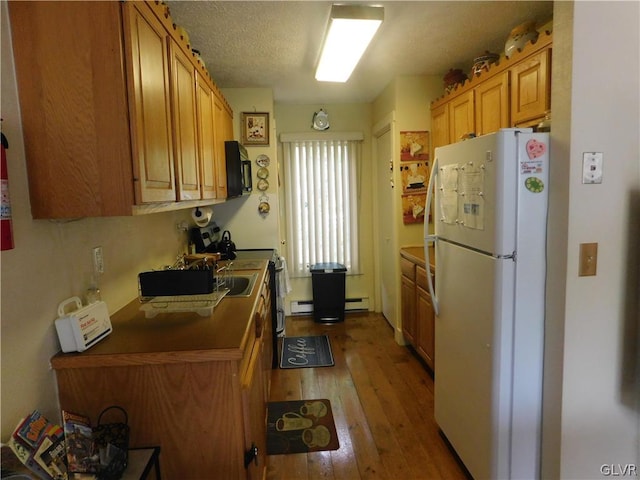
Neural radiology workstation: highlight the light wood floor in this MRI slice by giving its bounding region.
[266,312,471,480]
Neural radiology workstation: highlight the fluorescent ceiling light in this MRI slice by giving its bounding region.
[315,5,384,83]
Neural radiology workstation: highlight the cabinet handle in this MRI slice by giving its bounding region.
[244,443,259,468]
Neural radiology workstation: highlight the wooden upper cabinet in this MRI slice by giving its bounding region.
[449,90,475,143]
[430,103,450,156]
[510,49,551,125]
[123,2,176,203]
[169,41,201,201]
[474,71,510,136]
[213,93,231,199]
[8,1,233,218]
[197,77,218,200]
[430,32,552,150]
[8,2,135,218]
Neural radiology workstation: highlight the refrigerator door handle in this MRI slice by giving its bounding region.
[424,158,439,316]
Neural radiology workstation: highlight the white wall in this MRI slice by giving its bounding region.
[211,88,281,251]
[544,1,640,477]
[0,3,194,437]
[273,103,375,309]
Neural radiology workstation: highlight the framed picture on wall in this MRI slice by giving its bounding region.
[400,131,430,161]
[241,112,269,146]
[400,161,429,193]
[402,192,427,224]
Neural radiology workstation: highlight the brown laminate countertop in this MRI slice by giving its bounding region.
[400,245,435,268]
[50,260,268,369]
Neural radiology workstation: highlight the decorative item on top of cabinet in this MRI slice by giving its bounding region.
[504,20,539,59]
[443,68,468,94]
[430,31,552,150]
[471,51,500,77]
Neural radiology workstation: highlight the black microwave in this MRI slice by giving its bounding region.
[224,141,252,198]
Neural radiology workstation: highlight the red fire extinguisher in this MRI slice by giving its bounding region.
[1,131,14,251]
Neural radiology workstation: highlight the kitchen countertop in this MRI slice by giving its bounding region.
[50,259,269,369]
[400,245,435,268]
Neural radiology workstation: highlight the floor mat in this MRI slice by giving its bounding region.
[267,399,339,455]
[279,335,335,369]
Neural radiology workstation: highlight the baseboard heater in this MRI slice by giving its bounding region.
[290,297,370,315]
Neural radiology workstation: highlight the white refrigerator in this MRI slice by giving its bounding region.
[423,129,549,479]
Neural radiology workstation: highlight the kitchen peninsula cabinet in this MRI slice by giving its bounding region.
[430,31,552,151]
[8,0,233,218]
[50,262,272,479]
[400,247,435,371]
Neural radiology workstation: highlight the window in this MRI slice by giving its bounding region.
[281,133,362,277]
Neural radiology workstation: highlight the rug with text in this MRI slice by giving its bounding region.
[279,335,334,369]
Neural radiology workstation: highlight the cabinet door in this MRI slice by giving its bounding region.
[449,91,475,143]
[510,49,551,125]
[8,1,134,218]
[260,285,274,399]
[196,78,218,200]
[123,2,176,203]
[169,42,200,201]
[242,339,267,480]
[213,94,230,198]
[474,72,510,136]
[401,275,417,345]
[431,103,450,158]
[416,285,435,371]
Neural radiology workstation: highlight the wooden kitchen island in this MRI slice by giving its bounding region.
[50,261,272,480]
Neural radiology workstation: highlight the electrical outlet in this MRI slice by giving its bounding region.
[93,246,104,274]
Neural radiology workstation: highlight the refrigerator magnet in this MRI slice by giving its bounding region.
[525,177,544,193]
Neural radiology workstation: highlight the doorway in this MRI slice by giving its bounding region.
[374,118,396,327]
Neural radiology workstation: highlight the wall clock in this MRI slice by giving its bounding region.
[312,109,329,131]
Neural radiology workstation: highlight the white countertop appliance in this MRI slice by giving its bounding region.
[424,129,549,479]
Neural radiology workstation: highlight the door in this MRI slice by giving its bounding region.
[375,126,395,325]
[123,2,176,203]
[169,41,200,201]
[434,240,515,480]
[449,90,475,142]
[434,131,517,255]
[475,72,510,136]
[213,93,230,198]
[196,77,217,199]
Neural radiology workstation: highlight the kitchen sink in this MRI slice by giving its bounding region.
[218,273,259,297]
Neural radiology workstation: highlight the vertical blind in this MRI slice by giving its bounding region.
[281,133,362,277]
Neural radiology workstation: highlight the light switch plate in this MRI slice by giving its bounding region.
[582,152,603,184]
[579,242,598,276]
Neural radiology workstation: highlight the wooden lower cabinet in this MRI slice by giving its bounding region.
[401,272,417,345]
[52,283,272,479]
[400,251,435,371]
[415,266,435,370]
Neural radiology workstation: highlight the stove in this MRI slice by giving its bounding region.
[234,249,283,368]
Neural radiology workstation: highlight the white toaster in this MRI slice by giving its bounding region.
[55,296,112,352]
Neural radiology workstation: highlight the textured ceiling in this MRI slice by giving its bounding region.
[166,1,553,104]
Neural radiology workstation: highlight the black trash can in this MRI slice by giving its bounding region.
[310,263,347,323]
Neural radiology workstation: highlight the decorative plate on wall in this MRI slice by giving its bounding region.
[256,154,270,167]
[257,178,269,191]
[257,167,269,179]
